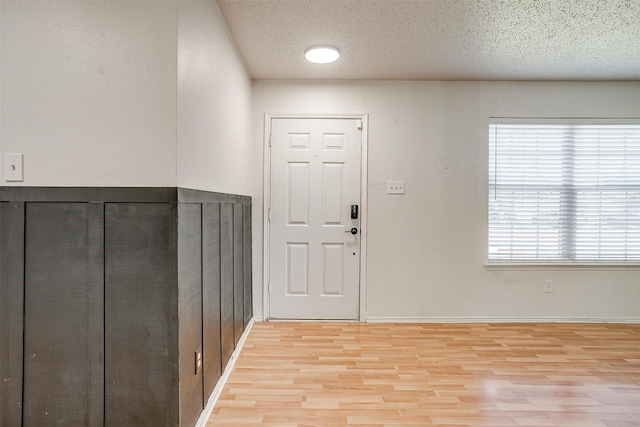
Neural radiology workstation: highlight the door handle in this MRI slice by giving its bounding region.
[345,227,358,235]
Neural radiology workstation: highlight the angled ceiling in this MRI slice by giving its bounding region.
[216,0,640,81]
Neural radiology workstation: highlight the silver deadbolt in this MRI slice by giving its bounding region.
[345,227,358,235]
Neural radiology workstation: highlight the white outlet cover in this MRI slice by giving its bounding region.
[4,153,24,182]
[387,180,405,194]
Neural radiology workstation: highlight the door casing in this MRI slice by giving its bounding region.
[262,113,369,321]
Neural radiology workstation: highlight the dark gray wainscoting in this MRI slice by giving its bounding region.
[0,202,25,427]
[0,187,252,427]
[104,202,179,427]
[178,203,204,427]
[24,202,104,426]
[202,204,222,403]
[219,204,236,369]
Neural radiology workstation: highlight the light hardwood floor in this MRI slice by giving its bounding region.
[207,322,640,426]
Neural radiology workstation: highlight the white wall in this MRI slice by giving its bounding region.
[1,0,252,194]
[1,1,178,187]
[177,1,252,195]
[252,81,640,322]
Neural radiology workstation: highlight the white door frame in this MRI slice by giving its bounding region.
[263,113,369,321]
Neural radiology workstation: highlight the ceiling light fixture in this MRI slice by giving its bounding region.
[304,46,340,64]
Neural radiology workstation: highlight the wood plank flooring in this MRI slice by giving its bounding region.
[207,322,640,427]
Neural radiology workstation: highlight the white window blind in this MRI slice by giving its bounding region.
[488,120,640,263]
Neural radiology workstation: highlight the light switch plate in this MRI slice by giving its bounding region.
[4,154,24,182]
[387,180,405,194]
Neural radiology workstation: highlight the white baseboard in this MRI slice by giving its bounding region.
[195,317,256,427]
[365,316,640,324]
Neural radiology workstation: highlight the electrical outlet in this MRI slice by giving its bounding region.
[4,154,23,182]
[544,279,553,293]
[387,180,405,194]
[195,346,202,375]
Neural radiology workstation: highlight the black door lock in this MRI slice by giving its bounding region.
[351,204,358,219]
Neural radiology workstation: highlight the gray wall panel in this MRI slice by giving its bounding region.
[220,203,235,367]
[178,203,204,427]
[178,188,250,205]
[22,202,102,426]
[243,203,253,327]
[233,205,244,344]
[0,202,25,427]
[202,203,222,400]
[0,187,251,427]
[104,203,178,427]
[87,202,106,426]
[1,187,176,203]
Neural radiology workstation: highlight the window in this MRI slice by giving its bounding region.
[488,119,640,263]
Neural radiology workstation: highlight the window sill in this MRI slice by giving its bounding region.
[484,262,640,271]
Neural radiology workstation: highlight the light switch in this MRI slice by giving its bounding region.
[387,180,405,194]
[4,154,23,182]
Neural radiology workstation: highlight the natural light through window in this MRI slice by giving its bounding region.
[488,119,640,263]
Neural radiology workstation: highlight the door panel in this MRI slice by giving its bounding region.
[269,118,361,319]
[287,163,310,224]
[286,243,309,295]
[322,163,344,224]
[322,243,344,296]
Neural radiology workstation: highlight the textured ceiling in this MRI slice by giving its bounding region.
[216,0,640,81]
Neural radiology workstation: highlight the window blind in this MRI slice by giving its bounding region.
[488,121,640,263]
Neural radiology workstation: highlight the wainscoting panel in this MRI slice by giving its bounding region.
[178,203,204,427]
[0,187,251,427]
[0,202,25,427]
[104,202,178,427]
[220,203,235,368]
[23,202,104,426]
[202,203,222,401]
[243,203,253,328]
[233,204,245,345]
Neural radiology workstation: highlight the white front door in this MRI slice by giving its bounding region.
[268,117,362,319]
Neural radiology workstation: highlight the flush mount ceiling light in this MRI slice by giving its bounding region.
[304,45,340,64]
